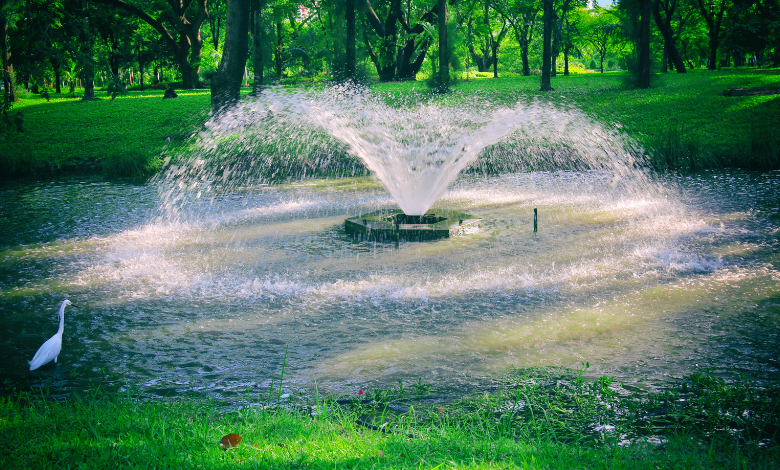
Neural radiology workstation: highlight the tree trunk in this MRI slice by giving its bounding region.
[251,0,264,94]
[52,58,62,93]
[563,17,571,76]
[492,41,498,77]
[275,18,283,79]
[638,0,651,88]
[466,16,488,72]
[695,0,727,71]
[138,41,145,90]
[81,17,96,100]
[661,41,669,72]
[550,12,558,78]
[707,33,718,70]
[437,0,449,91]
[483,2,490,70]
[396,34,430,79]
[178,50,193,87]
[108,30,120,76]
[521,47,530,76]
[211,0,251,113]
[540,0,553,91]
[680,38,693,68]
[1,11,16,104]
[466,18,474,75]
[504,7,536,77]
[362,0,435,81]
[176,34,200,89]
[187,35,204,88]
[92,0,208,89]
[652,0,686,73]
[211,17,221,49]
[82,79,95,101]
[468,45,490,71]
[377,0,400,80]
[346,0,356,80]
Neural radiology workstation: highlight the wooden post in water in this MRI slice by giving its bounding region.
[534,208,537,233]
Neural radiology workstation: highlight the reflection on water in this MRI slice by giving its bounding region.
[0,170,778,401]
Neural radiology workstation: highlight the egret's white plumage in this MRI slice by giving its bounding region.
[29,300,74,371]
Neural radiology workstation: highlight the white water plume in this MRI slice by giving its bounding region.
[157,85,648,217]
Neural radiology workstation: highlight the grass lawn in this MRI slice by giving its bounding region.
[378,68,780,170]
[0,88,211,178]
[0,68,778,179]
[2,369,778,469]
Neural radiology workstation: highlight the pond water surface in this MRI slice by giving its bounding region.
[1,169,778,402]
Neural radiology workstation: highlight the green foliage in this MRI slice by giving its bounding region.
[106,77,128,100]
[0,97,17,137]
[480,367,780,448]
[366,378,433,403]
[6,0,779,97]
[2,371,778,469]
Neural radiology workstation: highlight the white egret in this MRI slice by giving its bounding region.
[28,300,75,371]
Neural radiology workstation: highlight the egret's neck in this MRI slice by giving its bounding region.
[57,302,67,335]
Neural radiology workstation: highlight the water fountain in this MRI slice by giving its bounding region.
[344,209,481,241]
[2,84,778,403]
[159,85,645,236]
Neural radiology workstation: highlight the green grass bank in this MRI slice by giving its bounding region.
[2,369,779,469]
[0,88,210,179]
[1,68,778,180]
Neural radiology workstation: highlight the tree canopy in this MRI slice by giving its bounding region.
[2,0,778,104]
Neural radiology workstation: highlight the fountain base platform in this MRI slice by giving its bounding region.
[345,209,481,241]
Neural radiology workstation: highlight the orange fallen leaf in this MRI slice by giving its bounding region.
[377,450,384,458]
[400,452,406,458]
[438,406,448,413]
[220,434,243,449]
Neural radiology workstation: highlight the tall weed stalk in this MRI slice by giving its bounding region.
[747,121,780,169]
[656,119,719,171]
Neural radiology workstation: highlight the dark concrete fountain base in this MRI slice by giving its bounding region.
[345,209,481,241]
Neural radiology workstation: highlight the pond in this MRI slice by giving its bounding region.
[1,169,778,402]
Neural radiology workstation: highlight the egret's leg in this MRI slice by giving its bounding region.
[55,356,58,363]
